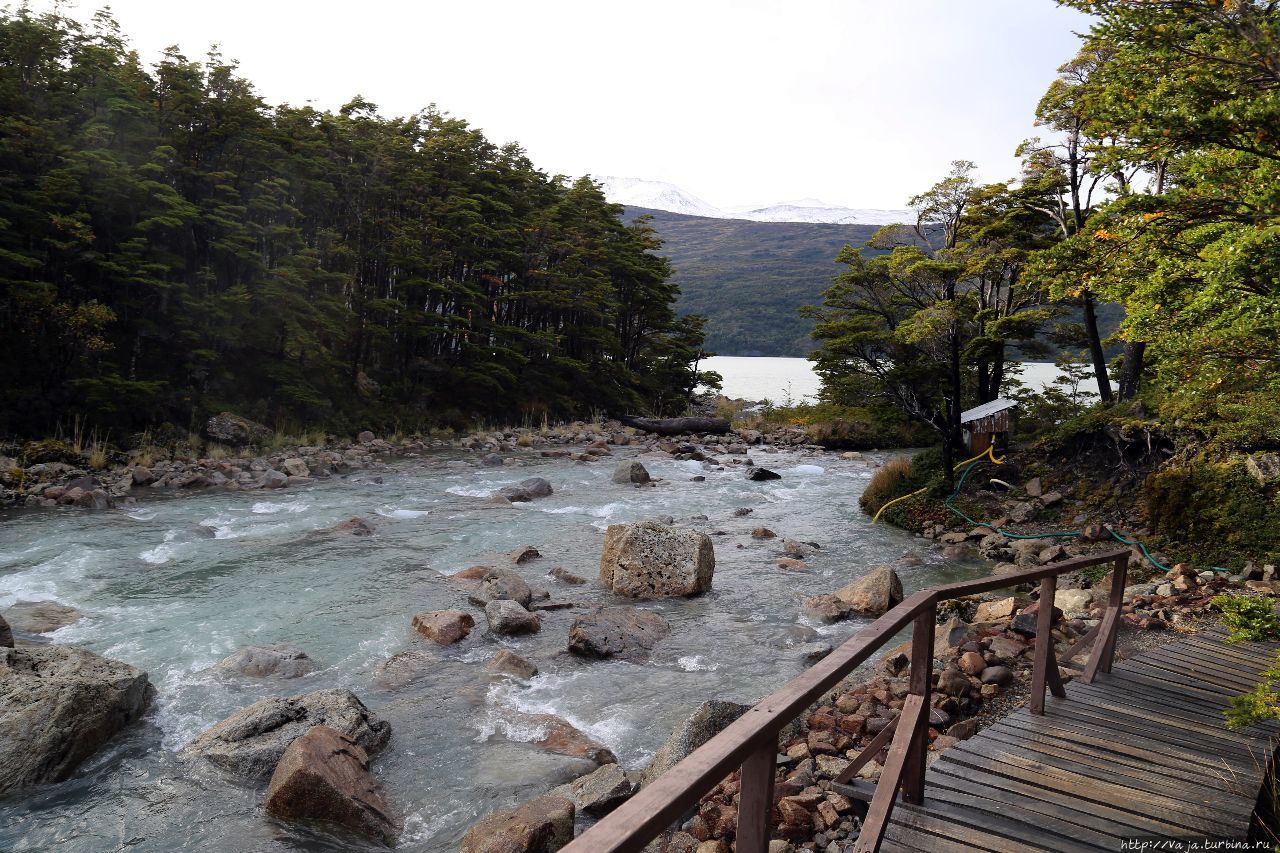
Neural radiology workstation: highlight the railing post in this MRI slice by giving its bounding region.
[1030,575,1065,714]
[1083,552,1129,683]
[735,736,778,853]
[900,597,935,804]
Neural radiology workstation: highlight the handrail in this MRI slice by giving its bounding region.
[561,547,1131,853]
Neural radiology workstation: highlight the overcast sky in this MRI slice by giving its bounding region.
[47,0,1091,209]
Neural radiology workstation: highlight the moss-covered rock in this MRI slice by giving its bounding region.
[1142,460,1280,565]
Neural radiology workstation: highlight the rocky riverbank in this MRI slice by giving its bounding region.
[0,412,831,513]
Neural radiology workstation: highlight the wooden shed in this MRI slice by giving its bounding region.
[960,397,1015,455]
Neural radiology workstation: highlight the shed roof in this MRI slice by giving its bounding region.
[960,397,1016,425]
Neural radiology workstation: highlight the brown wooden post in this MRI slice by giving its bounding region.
[736,738,778,853]
[1030,575,1059,715]
[900,597,935,804]
[1082,552,1129,683]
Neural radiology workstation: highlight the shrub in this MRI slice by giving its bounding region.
[860,456,914,516]
[1212,594,1280,644]
[1143,461,1280,565]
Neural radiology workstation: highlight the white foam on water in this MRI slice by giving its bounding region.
[375,507,430,519]
[487,672,632,752]
[674,459,704,473]
[676,655,718,672]
[126,508,157,521]
[790,464,825,475]
[139,530,181,565]
[446,485,492,498]
[0,547,97,607]
[251,497,309,514]
[526,505,584,515]
[400,806,470,846]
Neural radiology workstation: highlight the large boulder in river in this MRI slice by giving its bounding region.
[472,568,533,607]
[485,600,541,636]
[411,610,475,645]
[611,461,651,485]
[460,795,575,853]
[3,599,82,633]
[0,615,12,648]
[206,411,272,446]
[550,763,635,816]
[639,700,750,787]
[264,724,400,844]
[182,688,390,779]
[214,644,318,678]
[0,644,155,795]
[568,607,670,662]
[832,566,904,616]
[499,477,553,502]
[598,521,714,598]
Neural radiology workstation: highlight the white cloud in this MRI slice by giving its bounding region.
[40,0,1091,209]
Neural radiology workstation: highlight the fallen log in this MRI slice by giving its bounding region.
[619,415,731,436]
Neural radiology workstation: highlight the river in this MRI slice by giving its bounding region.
[703,356,1090,405]
[0,444,986,851]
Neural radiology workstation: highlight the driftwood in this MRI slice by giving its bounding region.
[619,415,731,436]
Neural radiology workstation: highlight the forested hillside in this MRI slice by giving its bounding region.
[624,207,880,356]
[0,9,708,438]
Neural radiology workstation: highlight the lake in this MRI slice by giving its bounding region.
[702,356,1091,405]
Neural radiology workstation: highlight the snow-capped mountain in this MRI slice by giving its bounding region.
[593,177,723,219]
[596,176,910,226]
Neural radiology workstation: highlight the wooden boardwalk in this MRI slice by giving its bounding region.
[880,627,1280,851]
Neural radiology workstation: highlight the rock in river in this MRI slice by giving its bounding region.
[3,599,82,634]
[611,461,651,485]
[0,645,155,795]
[182,688,390,779]
[411,609,475,645]
[568,606,670,662]
[214,643,318,678]
[265,724,400,844]
[485,600,542,636]
[0,615,11,648]
[640,700,749,787]
[486,650,538,680]
[460,795,575,853]
[550,762,635,816]
[472,568,533,607]
[598,520,714,598]
[832,565,903,616]
[746,467,781,481]
[499,477,554,502]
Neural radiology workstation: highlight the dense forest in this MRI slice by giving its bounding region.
[0,9,711,439]
[813,0,1280,571]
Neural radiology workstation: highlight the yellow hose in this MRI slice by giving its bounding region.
[871,445,1003,524]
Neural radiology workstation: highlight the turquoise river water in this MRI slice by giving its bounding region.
[0,445,985,851]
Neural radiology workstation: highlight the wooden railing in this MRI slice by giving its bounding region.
[561,547,1131,853]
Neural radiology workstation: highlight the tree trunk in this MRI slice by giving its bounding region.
[1117,341,1146,401]
[1081,289,1113,402]
[619,415,731,436]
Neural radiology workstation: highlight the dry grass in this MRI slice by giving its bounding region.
[859,456,914,515]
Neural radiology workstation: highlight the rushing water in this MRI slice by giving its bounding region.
[0,445,985,851]
[703,356,1094,405]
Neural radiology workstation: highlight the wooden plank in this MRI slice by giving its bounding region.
[938,747,1237,836]
[926,769,1152,841]
[949,738,1248,830]
[835,714,898,784]
[917,785,1118,850]
[977,722,1256,809]
[926,762,1185,837]
[1114,656,1246,695]
[901,606,934,804]
[734,741,776,853]
[882,817,1001,853]
[855,693,926,853]
[1031,576,1059,714]
[1102,666,1245,706]
[1132,651,1268,691]
[1007,707,1255,772]
[1067,683,1251,735]
[1068,681,1251,732]
[1176,634,1278,664]
[888,802,1051,853]
[1086,677,1233,718]
[1059,689,1264,750]
[991,716,1247,786]
[1042,699,1260,760]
